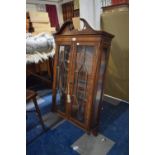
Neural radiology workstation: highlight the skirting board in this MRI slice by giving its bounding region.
[103,94,129,105]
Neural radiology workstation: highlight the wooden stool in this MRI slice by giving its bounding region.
[26,89,45,130]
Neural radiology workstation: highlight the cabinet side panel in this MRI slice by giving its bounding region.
[91,48,108,128]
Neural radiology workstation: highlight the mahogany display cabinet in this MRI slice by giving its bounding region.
[52,18,114,135]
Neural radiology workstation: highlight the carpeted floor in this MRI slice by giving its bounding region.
[26,84,129,155]
[99,102,129,155]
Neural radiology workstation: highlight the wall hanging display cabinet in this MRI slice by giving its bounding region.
[52,18,114,135]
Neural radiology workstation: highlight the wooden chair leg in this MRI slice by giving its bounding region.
[33,97,46,130]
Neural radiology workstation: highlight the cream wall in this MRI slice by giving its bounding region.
[59,0,72,4]
[26,4,37,11]
[80,0,102,30]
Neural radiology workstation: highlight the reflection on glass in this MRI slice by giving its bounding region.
[92,48,107,127]
[71,45,95,123]
[56,45,70,112]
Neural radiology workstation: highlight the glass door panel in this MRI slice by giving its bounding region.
[56,45,70,113]
[71,45,95,123]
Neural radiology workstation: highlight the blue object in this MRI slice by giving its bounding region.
[27,88,129,155]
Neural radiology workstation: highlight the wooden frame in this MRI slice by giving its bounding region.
[52,18,114,135]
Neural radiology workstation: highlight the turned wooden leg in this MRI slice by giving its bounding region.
[33,97,46,130]
[92,129,98,136]
[86,131,91,135]
[91,126,99,136]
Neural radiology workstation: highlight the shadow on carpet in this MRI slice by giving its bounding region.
[27,121,84,155]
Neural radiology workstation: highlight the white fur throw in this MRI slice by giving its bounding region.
[26,33,55,64]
